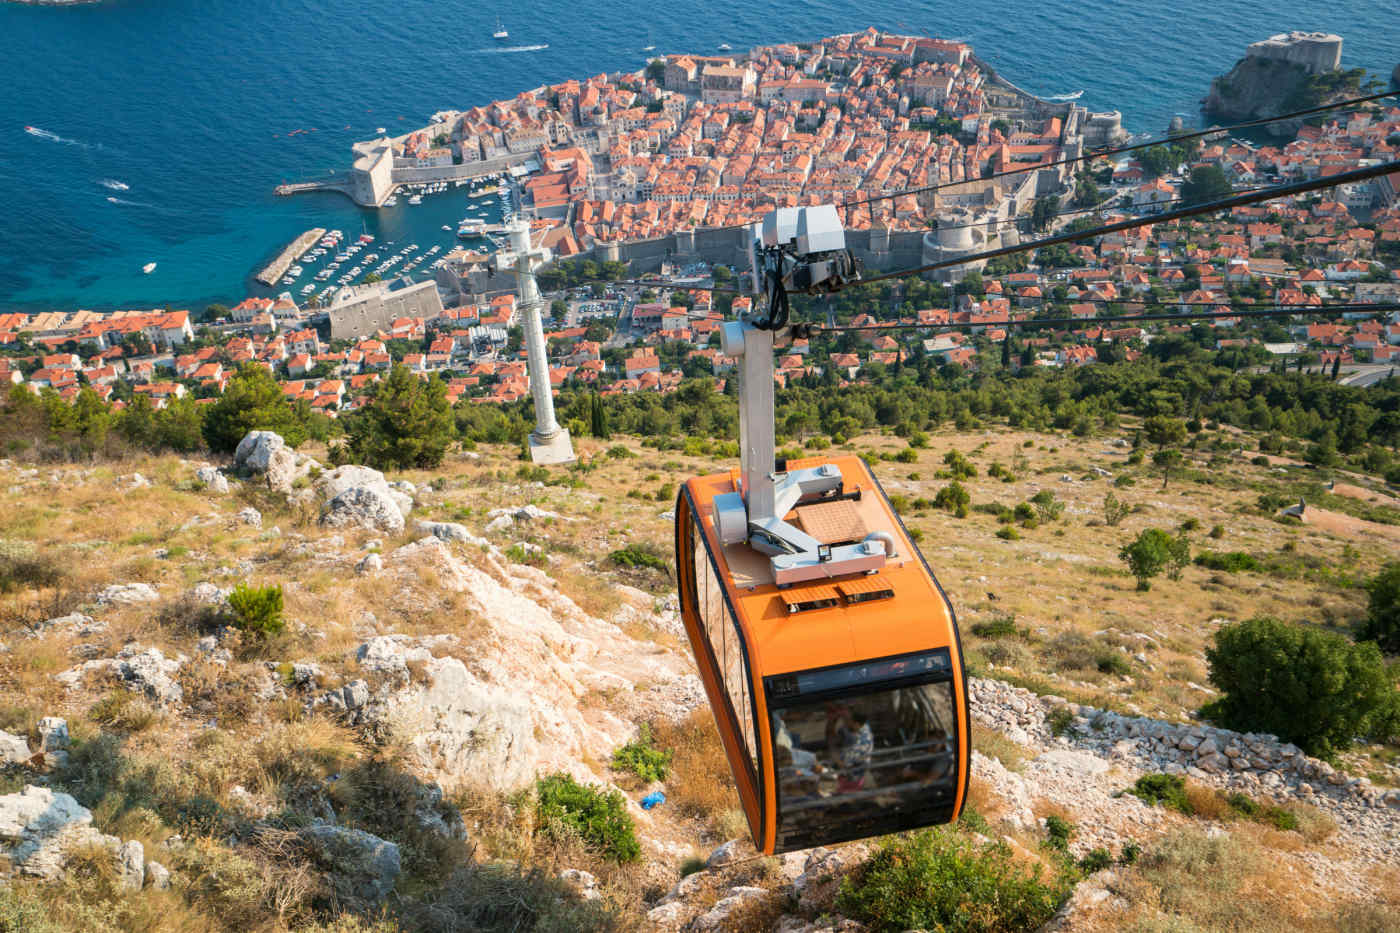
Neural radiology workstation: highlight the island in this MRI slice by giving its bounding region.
[1204,32,1372,137]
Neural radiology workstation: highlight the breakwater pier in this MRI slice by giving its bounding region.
[256,227,324,287]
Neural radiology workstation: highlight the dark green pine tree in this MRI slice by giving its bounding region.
[1331,354,1341,380]
[1001,337,1012,369]
[589,393,610,439]
[342,364,454,469]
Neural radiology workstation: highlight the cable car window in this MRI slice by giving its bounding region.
[767,652,959,851]
[692,518,759,776]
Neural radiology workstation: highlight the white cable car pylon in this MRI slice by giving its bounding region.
[500,217,575,464]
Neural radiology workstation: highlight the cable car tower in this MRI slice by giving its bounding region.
[500,218,575,464]
[675,205,970,854]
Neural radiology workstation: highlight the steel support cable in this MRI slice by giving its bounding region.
[851,160,1400,288]
[808,302,1400,335]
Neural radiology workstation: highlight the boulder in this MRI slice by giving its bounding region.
[114,645,184,704]
[316,466,412,517]
[95,583,159,607]
[297,823,401,903]
[237,507,263,528]
[28,613,106,639]
[356,553,383,575]
[117,839,144,891]
[234,431,300,493]
[322,486,405,533]
[707,838,747,868]
[36,717,68,753]
[195,467,229,494]
[558,868,600,900]
[188,582,229,606]
[415,520,487,547]
[145,859,171,890]
[0,786,107,879]
[0,730,31,766]
[692,887,771,931]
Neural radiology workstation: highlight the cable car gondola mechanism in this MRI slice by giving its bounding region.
[674,205,971,854]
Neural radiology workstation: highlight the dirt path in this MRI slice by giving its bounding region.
[1301,506,1400,544]
[1330,482,1400,508]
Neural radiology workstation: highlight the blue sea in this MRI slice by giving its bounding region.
[2,0,1394,313]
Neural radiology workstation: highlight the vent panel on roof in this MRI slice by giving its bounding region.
[779,584,841,614]
[837,577,894,604]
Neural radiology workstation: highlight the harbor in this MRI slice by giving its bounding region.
[255,227,325,287]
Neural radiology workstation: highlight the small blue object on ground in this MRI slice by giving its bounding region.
[640,791,666,810]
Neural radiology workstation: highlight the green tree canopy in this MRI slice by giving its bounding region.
[1119,527,1188,590]
[1182,165,1233,206]
[1359,562,1400,654]
[338,364,454,470]
[1202,616,1399,758]
[202,364,307,453]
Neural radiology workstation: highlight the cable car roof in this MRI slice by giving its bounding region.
[686,454,958,680]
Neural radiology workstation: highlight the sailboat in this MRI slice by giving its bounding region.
[492,17,509,40]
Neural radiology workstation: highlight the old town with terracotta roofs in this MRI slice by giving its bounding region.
[2,30,1399,412]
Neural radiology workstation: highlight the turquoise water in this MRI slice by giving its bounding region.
[2,0,1394,312]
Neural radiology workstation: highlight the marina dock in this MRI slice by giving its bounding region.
[256,227,325,287]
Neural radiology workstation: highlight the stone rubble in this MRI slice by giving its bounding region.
[56,644,185,705]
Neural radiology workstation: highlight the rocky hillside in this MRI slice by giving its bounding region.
[0,424,1397,931]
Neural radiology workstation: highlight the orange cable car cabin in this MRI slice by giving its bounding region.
[675,451,970,854]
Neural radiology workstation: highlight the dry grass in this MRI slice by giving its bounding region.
[651,708,743,840]
[973,727,1030,772]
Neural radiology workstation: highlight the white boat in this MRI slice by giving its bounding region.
[718,42,732,51]
[457,220,486,238]
[301,284,315,295]
[408,194,423,205]
[142,262,156,274]
[493,17,508,40]
[383,196,398,206]
[442,224,452,231]
[375,127,387,135]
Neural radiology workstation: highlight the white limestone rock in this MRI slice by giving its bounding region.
[117,839,144,891]
[0,730,31,766]
[0,786,107,879]
[145,859,171,890]
[237,507,263,528]
[298,823,401,902]
[195,466,229,494]
[322,485,405,533]
[95,582,159,606]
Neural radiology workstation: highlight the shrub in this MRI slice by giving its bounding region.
[1029,489,1063,522]
[995,525,1020,541]
[1096,652,1131,676]
[1128,773,1191,814]
[534,772,640,863]
[1359,562,1400,654]
[934,481,970,518]
[1044,814,1074,851]
[1193,550,1261,573]
[1202,617,1398,757]
[608,543,668,573]
[1208,524,1225,539]
[1119,528,1189,590]
[0,541,65,594]
[88,692,158,733]
[943,449,977,479]
[1046,707,1074,737]
[1102,491,1130,527]
[611,724,672,783]
[835,828,1072,933]
[1078,848,1112,873]
[970,615,1019,639]
[226,583,284,638]
[605,444,634,459]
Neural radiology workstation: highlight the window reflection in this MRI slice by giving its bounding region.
[771,679,958,851]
